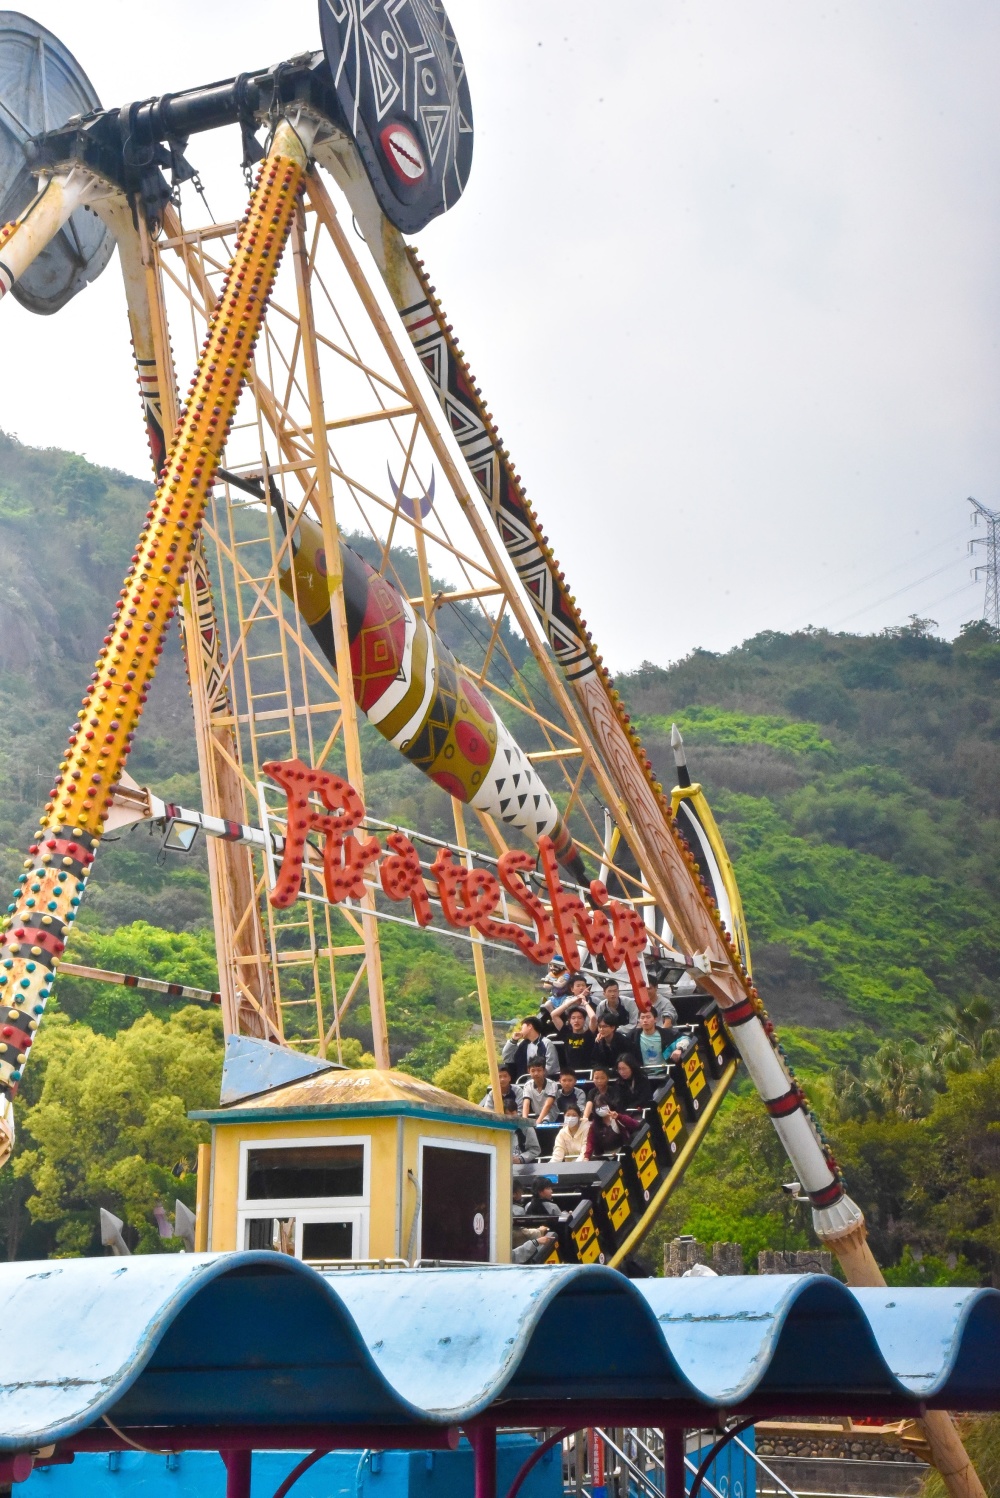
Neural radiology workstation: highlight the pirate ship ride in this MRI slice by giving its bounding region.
[0,0,943,1309]
[0,10,989,1488]
[0,0,891,1273]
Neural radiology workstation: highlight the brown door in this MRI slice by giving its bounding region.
[420,1146,492,1263]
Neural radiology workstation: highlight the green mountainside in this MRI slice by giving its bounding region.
[1,432,998,1274]
[629,629,1000,1056]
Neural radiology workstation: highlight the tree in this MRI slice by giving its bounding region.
[57,922,220,1035]
[936,997,1000,1068]
[827,1114,928,1267]
[829,1040,943,1123]
[14,1008,223,1256]
[434,1039,491,1103]
[915,1060,1000,1282]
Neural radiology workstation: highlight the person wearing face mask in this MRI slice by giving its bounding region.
[551,1103,591,1162]
[585,1094,639,1158]
[583,1065,622,1119]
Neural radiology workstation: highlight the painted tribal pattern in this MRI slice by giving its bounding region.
[132,349,230,721]
[187,551,228,717]
[271,498,585,879]
[399,285,594,683]
[319,0,473,233]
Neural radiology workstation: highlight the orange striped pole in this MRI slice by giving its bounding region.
[0,116,316,1160]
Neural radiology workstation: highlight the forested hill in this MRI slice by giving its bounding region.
[0,428,997,1067]
[1,430,999,1271]
[618,623,1000,1060]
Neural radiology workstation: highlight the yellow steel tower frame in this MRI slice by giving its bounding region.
[134,169,676,1078]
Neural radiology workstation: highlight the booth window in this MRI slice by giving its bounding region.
[245,1143,365,1200]
[237,1137,370,1263]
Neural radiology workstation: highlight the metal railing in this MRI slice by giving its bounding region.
[558,1425,802,1498]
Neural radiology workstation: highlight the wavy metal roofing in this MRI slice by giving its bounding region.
[0,1255,997,1452]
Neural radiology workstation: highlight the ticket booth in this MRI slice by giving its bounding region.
[191,1038,516,1265]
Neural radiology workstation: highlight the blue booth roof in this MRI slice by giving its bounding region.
[0,1255,997,1453]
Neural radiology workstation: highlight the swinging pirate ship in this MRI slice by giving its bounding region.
[0,7,983,1492]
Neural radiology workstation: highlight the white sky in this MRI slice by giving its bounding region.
[1,1,997,666]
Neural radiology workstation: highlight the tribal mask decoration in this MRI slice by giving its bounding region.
[319,0,473,233]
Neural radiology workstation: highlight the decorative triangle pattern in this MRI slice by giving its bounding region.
[400,292,593,680]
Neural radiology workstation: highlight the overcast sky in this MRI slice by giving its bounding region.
[1,1,997,667]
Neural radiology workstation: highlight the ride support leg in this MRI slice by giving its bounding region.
[0,113,316,1163]
[223,1449,252,1498]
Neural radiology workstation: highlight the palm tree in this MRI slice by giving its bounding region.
[945,997,1000,1064]
[830,1040,942,1122]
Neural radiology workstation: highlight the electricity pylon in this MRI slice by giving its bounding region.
[969,497,1000,631]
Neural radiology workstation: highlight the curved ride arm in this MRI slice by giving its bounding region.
[688,1419,757,1498]
[271,1449,329,1498]
[504,1426,575,1498]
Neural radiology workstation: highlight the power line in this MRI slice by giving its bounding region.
[830,554,966,628]
[913,578,979,620]
[777,523,967,632]
[969,497,1000,631]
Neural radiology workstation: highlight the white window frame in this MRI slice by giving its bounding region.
[417,1135,497,1263]
[237,1134,371,1262]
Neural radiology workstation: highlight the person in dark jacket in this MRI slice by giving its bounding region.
[592,1015,633,1074]
[501,1016,559,1079]
[552,1068,587,1119]
[527,1179,561,1219]
[615,1054,652,1114]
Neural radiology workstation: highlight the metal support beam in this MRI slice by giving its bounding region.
[664,1429,686,1498]
[470,1425,497,1498]
[223,1449,252,1498]
[289,198,389,1069]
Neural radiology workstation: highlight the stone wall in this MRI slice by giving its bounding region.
[664,1237,835,1276]
[663,1236,708,1276]
[755,1429,922,1463]
[664,1237,748,1275]
[758,1248,833,1275]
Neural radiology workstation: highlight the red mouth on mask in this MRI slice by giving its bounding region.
[380,123,427,184]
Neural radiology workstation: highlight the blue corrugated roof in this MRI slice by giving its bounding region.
[0,1255,996,1453]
